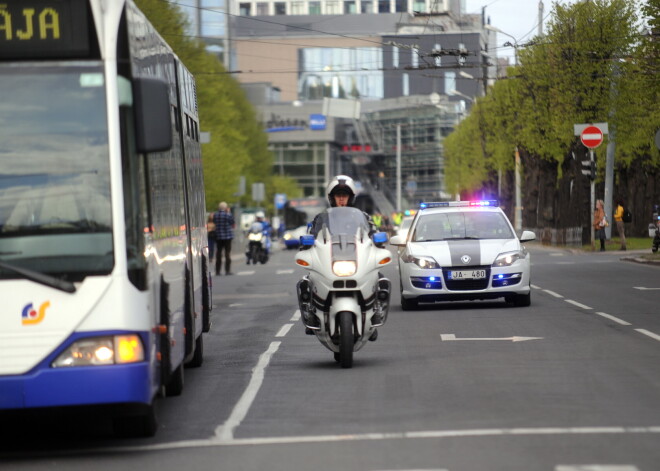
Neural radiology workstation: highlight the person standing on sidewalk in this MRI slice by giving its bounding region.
[214,202,235,275]
[613,199,627,251]
[593,199,607,252]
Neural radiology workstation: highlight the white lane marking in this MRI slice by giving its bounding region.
[635,329,660,342]
[594,312,631,326]
[276,269,294,275]
[441,334,543,342]
[228,303,244,307]
[543,289,564,298]
[556,466,638,471]
[531,284,541,289]
[237,270,255,276]
[291,309,301,321]
[214,341,281,442]
[557,262,576,265]
[86,426,660,453]
[565,299,592,310]
[633,286,660,290]
[550,253,566,257]
[275,323,293,338]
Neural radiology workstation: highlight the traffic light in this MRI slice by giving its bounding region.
[581,160,596,180]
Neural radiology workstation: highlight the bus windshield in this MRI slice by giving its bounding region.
[0,63,113,281]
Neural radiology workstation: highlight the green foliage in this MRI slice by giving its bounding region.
[134,0,299,212]
[444,0,658,194]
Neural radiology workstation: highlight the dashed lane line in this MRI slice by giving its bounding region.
[595,312,631,326]
[635,329,660,342]
[565,299,593,310]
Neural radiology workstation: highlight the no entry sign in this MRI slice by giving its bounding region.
[580,125,604,149]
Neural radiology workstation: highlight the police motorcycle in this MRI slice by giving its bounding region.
[246,220,271,264]
[295,207,393,368]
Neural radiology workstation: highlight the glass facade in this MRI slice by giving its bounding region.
[271,143,326,197]
[298,47,383,100]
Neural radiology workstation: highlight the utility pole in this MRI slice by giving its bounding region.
[538,2,544,36]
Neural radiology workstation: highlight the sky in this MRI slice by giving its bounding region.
[464,0,580,62]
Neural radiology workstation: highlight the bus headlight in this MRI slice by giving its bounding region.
[52,335,145,367]
[333,261,357,277]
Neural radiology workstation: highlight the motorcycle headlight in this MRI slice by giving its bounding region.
[493,251,525,267]
[52,335,145,367]
[333,260,356,277]
[401,253,440,269]
[249,232,263,241]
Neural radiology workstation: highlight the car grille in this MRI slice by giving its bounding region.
[442,266,491,291]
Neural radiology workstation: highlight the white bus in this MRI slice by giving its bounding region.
[0,0,211,437]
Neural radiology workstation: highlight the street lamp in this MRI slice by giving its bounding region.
[484,25,518,66]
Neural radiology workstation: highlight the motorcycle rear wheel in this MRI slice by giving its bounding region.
[338,311,354,368]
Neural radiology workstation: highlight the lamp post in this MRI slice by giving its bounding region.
[484,25,518,66]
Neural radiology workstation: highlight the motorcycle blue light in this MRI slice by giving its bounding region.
[373,232,388,244]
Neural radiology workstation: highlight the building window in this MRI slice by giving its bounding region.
[412,47,419,68]
[291,1,306,14]
[344,0,357,13]
[444,71,456,94]
[392,46,399,68]
[256,2,269,14]
[239,2,251,15]
[413,0,425,12]
[326,0,341,13]
[309,1,321,14]
[395,0,406,12]
[378,0,390,13]
[274,2,286,14]
[361,0,374,13]
[403,73,409,96]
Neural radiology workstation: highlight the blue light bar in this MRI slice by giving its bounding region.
[420,200,499,209]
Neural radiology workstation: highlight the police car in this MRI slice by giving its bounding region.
[389,201,536,310]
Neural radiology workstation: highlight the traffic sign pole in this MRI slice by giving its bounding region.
[590,149,595,248]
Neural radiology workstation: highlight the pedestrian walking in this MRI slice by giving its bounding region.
[214,202,235,275]
[613,199,626,251]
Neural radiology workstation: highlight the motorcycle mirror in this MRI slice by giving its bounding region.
[300,235,315,246]
[372,232,388,244]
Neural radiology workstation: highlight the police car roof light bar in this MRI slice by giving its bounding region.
[419,200,499,210]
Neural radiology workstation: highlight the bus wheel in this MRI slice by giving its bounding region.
[113,404,157,438]
[164,363,184,397]
[187,333,204,368]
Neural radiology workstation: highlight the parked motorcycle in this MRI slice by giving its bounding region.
[246,223,271,264]
[295,207,392,368]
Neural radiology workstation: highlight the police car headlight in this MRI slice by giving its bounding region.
[401,254,440,269]
[333,261,356,277]
[493,251,525,267]
[52,335,145,367]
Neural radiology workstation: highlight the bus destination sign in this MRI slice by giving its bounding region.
[0,0,92,59]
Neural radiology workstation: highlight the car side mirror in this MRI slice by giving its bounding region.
[520,230,536,243]
[389,235,406,246]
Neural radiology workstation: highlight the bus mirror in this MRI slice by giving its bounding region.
[133,77,172,153]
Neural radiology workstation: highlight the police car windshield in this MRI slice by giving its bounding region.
[312,207,369,237]
[412,211,514,242]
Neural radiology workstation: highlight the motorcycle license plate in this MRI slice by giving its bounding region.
[448,269,486,280]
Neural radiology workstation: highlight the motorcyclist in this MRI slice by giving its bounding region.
[305,175,385,340]
[246,211,271,264]
[310,175,378,237]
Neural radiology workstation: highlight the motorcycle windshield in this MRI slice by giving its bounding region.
[313,207,369,238]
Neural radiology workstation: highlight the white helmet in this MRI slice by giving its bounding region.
[326,175,357,207]
[255,211,265,219]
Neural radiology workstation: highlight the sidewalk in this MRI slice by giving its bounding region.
[527,242,660,267]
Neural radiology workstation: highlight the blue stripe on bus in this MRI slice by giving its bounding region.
[0,330,155,409]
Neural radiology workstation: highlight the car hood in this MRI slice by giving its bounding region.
[409,238,521,267]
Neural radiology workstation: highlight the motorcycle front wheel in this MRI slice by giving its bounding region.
[338,311,354,368]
